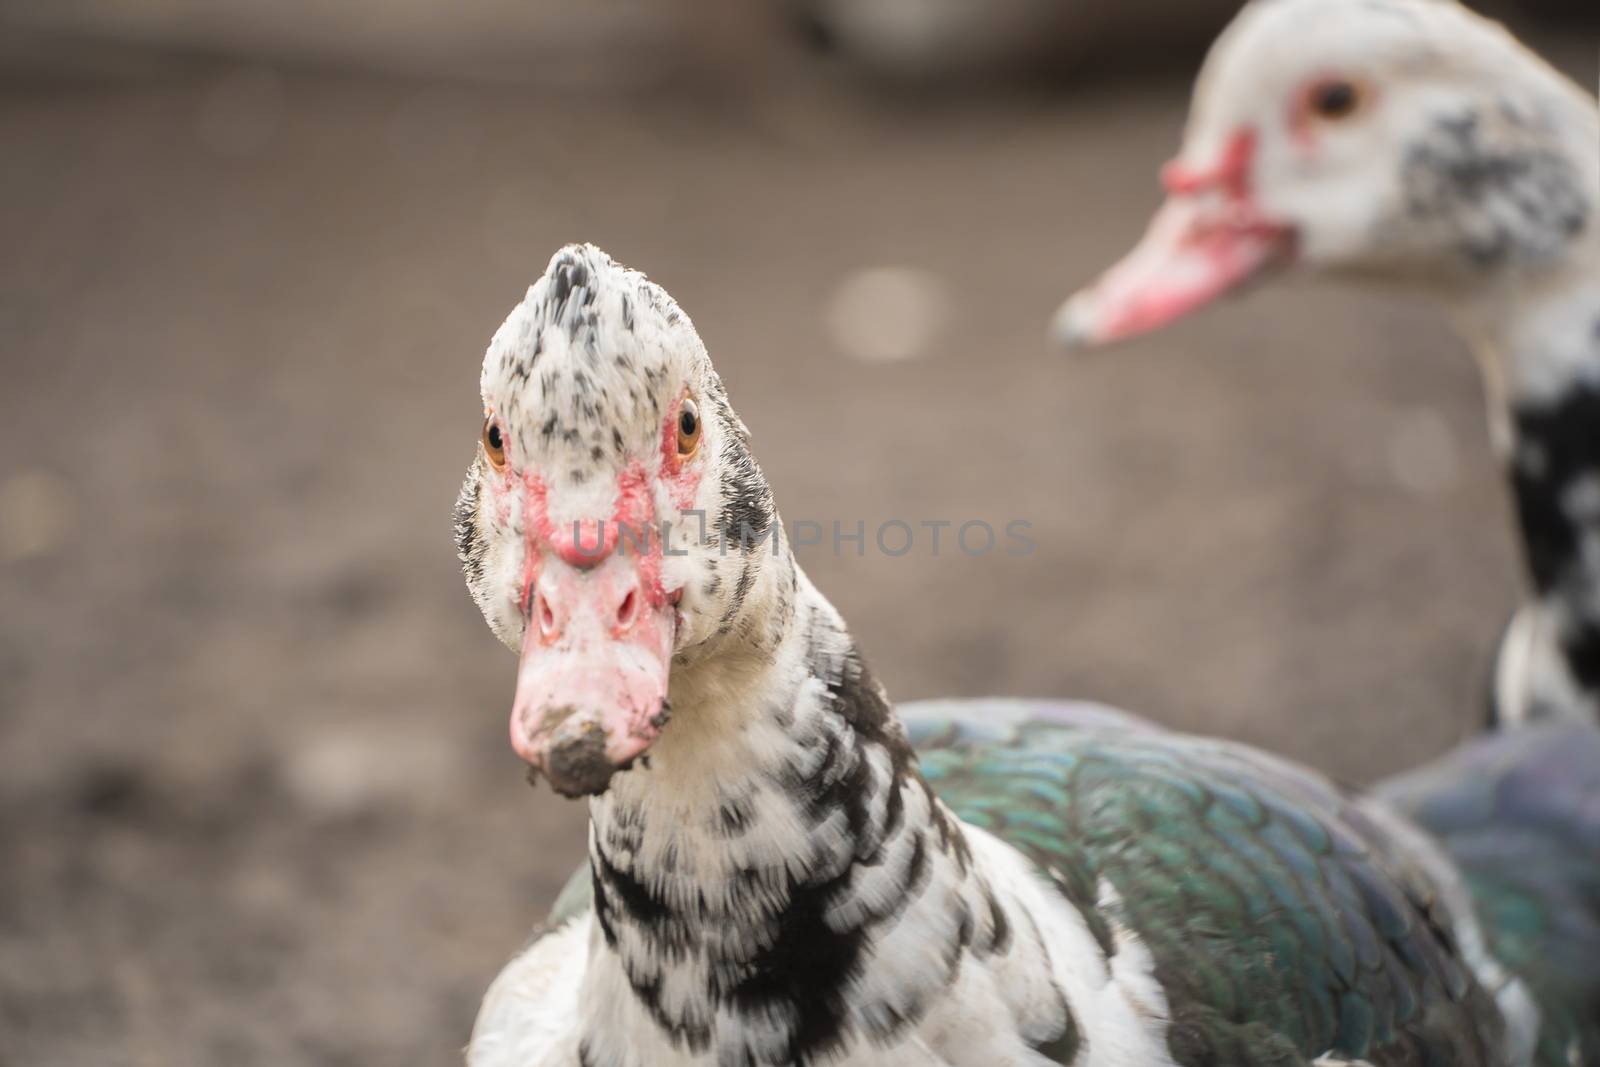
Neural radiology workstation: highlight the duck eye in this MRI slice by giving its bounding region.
[482,417,508,472]
[1308,78,1362,121]
[676,398,701,458]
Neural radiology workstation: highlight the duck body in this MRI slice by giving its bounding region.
[471,693,1600,1067]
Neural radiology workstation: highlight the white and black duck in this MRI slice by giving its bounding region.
[455,244,1600,1067]
[1055,0,1600,729]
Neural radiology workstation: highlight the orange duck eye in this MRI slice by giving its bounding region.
[483,417,508,472]
[677,398,701,458]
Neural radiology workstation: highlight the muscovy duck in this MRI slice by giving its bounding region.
[1054,0,1600,729]
[456,244,1600,1066]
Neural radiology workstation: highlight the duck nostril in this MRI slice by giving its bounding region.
[616,589,638,631]
[537,591,557,639]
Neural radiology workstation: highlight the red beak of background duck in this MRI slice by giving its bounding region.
[1054,195,1296,349]
[508,552,675,798]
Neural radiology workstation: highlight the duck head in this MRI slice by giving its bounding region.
[1056,0,1598,347]
[454,245,775,797]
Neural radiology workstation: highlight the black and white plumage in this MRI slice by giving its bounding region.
[1055,0,1600,729]
[455,244,1600,1066]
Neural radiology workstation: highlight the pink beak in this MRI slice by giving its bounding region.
[509,550,675,797]
[1054,195,1295,348]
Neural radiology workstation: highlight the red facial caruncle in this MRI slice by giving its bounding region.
[1161,127,1259,201]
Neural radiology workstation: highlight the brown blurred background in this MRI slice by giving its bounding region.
[1,1,1596,1063]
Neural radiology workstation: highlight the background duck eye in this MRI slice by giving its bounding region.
[483,418,508,471]
[677,398,701,457]
[1308,78,1362,120]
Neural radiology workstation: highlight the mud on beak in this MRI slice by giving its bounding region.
[509,552,675,798]
[1054,195,1295,349]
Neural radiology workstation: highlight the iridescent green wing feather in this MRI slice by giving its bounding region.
[903,699,1506,1067]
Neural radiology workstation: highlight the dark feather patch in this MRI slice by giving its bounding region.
[1402,107,1588,269]
[1510,382,1600,692]
[545,252,595,326]
[717,446,775,551]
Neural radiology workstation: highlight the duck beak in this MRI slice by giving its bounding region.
[508,552,675,798]
[1053,195,1295,348]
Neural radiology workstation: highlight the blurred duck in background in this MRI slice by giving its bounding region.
[458,244,1600,1067]
[1057,0,1600,729]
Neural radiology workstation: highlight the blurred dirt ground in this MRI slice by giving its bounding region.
[1,18,1596,1067]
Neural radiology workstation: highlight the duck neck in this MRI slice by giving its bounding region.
[571,547,1057,1067]
[1466,232,1600,722]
